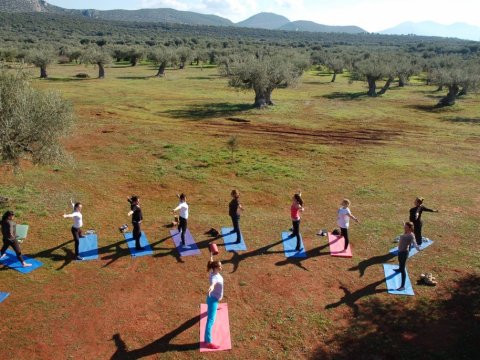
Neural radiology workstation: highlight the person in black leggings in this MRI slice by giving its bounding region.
[394,222,420,291]
[172,193,189,247]
[409,197,438,246]
[290,193,304,251]
[0,211,32,267]
[229,190,244,244]
[128,196,143,250]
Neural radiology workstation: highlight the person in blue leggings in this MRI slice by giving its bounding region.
[204,256,224,349]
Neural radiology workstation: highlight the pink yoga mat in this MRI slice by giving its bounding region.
[328,232,352,257]
[199,303,232,352]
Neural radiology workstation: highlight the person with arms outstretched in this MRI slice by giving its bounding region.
[172,193,189,247]
[63,200,85,260]
[337,199,359,251]
[409,197,438,246]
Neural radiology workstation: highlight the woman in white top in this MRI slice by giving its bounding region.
[172,193,189,247]
[204,256,224,350]
[337,199,359,250]
[63,200,84,260]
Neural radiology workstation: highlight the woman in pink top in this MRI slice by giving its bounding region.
[291,193,304,251]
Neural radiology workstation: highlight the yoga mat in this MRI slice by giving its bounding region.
[327,232,352,257]
[0,292,10,303]
[389,238,434,257]
[0,250,43,274]
[281,232,307,258]
[123,232,153,257]
[221,227,247,251]
[383,263,415,296]
[16,225,29,240]
[170,229,201,256]
[199,303,232,352]
[78,234,99,260]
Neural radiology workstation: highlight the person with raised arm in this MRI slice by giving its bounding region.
[172,193,189,247]
[127,196,143,251]
[409,197,438,246]
[63,200,84,260]
[204,255,224,349]
[337,199,359,251]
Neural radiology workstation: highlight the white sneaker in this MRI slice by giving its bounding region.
[0,253,7,260]
[22,262,33,267]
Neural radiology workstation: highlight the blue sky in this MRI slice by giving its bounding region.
[47,0,480,32]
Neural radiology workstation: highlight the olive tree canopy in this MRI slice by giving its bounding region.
[0,71,74,167]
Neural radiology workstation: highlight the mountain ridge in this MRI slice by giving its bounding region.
[380,21,480,41]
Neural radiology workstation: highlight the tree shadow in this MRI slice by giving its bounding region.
[316,274,480,359]
[349,252,396,277]
[161,103,253,121]
[442,116,480,125]
[324,278,387,318]
[46,77,91,82]
[116,76,153,80]
[321,91,367,100]
[110,315,200,359]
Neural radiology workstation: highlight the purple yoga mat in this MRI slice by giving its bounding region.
[170,229,201,256]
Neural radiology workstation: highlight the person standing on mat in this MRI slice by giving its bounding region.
[172,193,189,247]
[291,193,305,251]
[205,255,224,350]
[395,222,420,291]
[229,190,243,244]
[409,197,438,246]
[337,199,359,251]
[127,196,143,251]
[63,200,85,261]
[0,211,32,267]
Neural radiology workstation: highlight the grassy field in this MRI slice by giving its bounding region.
[0,62,479,360]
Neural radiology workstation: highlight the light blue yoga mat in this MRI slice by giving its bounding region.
[0,292,9,303]
[390,238,434,256]
[221,227,247,251]
[281,232,307,258]
[123,232,153,257]
[170,229,201,256]
[0,250,43,274]
[383,263,415,296]
[79,234,99,260]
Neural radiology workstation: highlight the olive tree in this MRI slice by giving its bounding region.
[176,47,192,69]
[0,71,74,167]
[27,49,56,79]
[82,49,112,79]
[128,47,144,67]
[318,52,349,83]
[148,47,171,77]
[222,52,310,108]
[350,53,396,96]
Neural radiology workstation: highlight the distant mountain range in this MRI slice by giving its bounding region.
[1,1,479,40]
[380,21,480,41]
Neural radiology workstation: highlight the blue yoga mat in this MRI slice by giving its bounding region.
[281,232,307,258]
[390,238,434,257]
[123,232,153,257]
[79,234,99,260]
[221,227,247,251]
[383,263,415,296]
[0,250,43,274]
[0,292,10,303]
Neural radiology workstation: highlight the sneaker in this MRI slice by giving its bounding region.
[0,253,7,260]
[76,256,84,261]
[206,343,221,350]
[182,244,190,249]
[22,262,33,267]
[396,286,405,291]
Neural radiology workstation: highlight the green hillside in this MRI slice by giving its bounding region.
[280,20,365,33]
[237,12,290,30]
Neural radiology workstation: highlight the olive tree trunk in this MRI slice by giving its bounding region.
[378,77,394,95]
[156,64,166,77]
[40,66,48,79]
[331,71,337,83]
[98,64,105,79]
[367,76,377,96]
[438,84,459,107]
[254,88,274,108]
[398,75,406,87]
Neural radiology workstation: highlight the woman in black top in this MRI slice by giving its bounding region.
[127,196,143,250]
[0,211,32,267]
[229,190,243,243]
[409,197,438,246]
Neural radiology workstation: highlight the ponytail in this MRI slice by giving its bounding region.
[1,211,14,222]
[294,193,303,207]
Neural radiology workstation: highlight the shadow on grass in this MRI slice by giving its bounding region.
[110,315,199,359]
[321,91,367,100]
[349,252,396,278]
[46,77,91,82]
[315,274,480,359]
[161,103,253,120]
[116,76,154,80]
[442,116,480,125]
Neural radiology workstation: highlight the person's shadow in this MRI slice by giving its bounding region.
[349,253,396,277]
[110,315,200,359]
[325,278,387,317]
